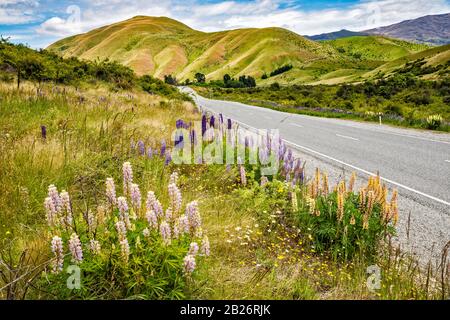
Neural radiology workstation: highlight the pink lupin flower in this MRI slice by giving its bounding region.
[178,215,190,235]
[146,191,156,210]
[159,220,171,245]
[240,165,247,186]
[89,239,101,255]
[165,206,173,222]
[130,183,142,212]
[173,221,180,239]
[51,236,64,273]
[86,210,97,234]
[105,178,117,207]
[168,183,182,213]
[48,184,62,213]
[122,162,133,196]
[68,233,83,263]
[44,196,57,227]
[59,190,73,227]
[169,172,179,185]
[201,235,210,256]
[119,238,130,263]
[186,201,201,232]
[189,242,199,256]
[145,209,158,229]
[115,220,127,241]
[183,254,196,275]
[153,199,164,218]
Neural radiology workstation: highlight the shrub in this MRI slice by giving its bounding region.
[426,114,443,130]
[292,170,397,261]
[42,164,209,299]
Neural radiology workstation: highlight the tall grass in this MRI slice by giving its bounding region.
[0,81,448,300]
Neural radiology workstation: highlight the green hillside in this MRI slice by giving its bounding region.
[324,36,430,61]
[49,16,443,85]
[49,16,336,81]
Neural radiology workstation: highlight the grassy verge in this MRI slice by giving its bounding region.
[0,81,448,300]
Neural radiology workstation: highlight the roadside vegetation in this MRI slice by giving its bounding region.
[0,40,449,300]
[194,71,450,131]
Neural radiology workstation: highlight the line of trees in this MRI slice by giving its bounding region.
[0,37,135,89]
[262,64,293,79]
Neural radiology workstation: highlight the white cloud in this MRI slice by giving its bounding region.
[181,0,450,35]
[0,0,39,24]
[34,0,450,39]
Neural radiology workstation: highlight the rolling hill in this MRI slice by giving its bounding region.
[48,15,449,85]
[48,16,336,81]
[324,36,430,61]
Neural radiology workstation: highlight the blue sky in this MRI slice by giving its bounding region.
[1,0,449,49]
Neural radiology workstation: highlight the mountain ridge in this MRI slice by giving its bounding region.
[309,13,450,45]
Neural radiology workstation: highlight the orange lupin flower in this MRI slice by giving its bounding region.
[359,188,366,208]
[348,172,356,193]
[315,168,321,195]
[322,173,329,197]
[350,215,356,225]
[337,191,345,221]
[390,189,399,225]
[366,191,375,217]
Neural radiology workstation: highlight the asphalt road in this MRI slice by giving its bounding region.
[182,87,450,262]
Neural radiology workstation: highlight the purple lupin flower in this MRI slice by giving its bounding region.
[160,139,166,157]
[219,113,224,124]
[202,114,207,135]
[165,152,172,166]
[227,119,232,130]
[137,140,145,156]
[210,115,215,128]
[41,125,47,140]
[147,147,153,159]
[190,129,196,145]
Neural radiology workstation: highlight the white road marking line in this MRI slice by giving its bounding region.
[289,123,303,128]
[336,133,359,141]
[445,160,450,163]
[210,111,450,208]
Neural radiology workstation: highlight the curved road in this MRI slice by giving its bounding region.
[182,87,450,262]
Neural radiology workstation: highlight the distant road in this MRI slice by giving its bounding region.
[181,87,450,211]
